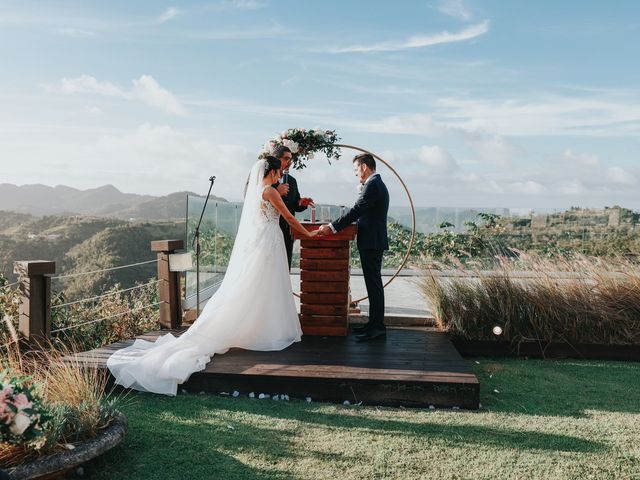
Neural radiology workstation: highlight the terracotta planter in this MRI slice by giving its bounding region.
[5,412,127,480]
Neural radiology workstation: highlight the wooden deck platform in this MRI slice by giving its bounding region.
[69,327,480,409]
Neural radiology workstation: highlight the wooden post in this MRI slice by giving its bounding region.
[151,239,184,329]
[13,260,56,348]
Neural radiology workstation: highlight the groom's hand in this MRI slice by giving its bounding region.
[299,197,314,207]
[276,184,290,196]
[318,224,333,236]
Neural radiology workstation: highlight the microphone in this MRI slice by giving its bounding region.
[209,176,216,182]
[282,171,289,184]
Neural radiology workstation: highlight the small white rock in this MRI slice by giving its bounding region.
[428,405,435,410]
[305,396,312,403]
[259,393,266,399]
[282,395,290,401]
[452,406,460,410]
[273,395,280,401]
[64,443,75,450]
[220,391,230,396]
[475,360,480,364]
[343,400,350,406]
[227,424,235,431]
[199,391,205,395]
[232,391,240,398]
[249,392,255,398]
[493,389,500,394]
[181,389,188,394]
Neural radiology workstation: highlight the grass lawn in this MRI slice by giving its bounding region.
[86,359,640,480]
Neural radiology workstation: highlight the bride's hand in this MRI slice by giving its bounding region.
[307,229,320,238]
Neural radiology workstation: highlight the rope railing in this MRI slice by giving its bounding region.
[51,301,163,334]
[51,279,161,310]
[51,259,158,280]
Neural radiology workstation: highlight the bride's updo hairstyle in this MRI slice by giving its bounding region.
[263,156,281,178]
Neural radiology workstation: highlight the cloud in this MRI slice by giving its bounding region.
[606,166,638,185]
[157,7,181,23]
[507,181,547,195]
[463,132,518,167]
[561,148,600,167]
[419,145,459,173]
[231,0,268,9]
[92,124,255,197]
[433,0,472,21]
[47,74,185,115]
[57,74,127,98]
[132,75,185,115]
[55,28,95,38]
[436,93,640,137]
[329,21,489,53]
[187,23,288,40]
[351,114,445,136]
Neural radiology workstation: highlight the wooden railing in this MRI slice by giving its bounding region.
[11,239,183,349]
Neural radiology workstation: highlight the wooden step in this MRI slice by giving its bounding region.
[301,281,348,294]
[301,270,349,282]
[300,259,350,271]
[300,248,349,260]
[301,304,349,316]
[301,293,349,305]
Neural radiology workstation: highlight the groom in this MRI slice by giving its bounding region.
[273,145,314,269]
[318,153,389,342]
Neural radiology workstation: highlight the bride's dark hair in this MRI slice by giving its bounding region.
[263,156,281,178]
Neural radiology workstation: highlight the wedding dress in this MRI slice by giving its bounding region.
[107,160,302,395]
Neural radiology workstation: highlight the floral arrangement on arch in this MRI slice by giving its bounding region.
[260,128,341,170]
[0,371,49,445]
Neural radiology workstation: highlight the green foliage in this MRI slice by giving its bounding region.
[51,281,160,352]
[198,229,235,268]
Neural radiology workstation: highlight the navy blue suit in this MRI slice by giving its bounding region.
[332,174,389,331]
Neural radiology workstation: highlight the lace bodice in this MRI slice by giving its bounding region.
[260,185,280,223]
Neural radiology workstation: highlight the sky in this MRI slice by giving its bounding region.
[1,0,639,209]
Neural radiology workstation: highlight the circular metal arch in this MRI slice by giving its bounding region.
[293,144,417,306]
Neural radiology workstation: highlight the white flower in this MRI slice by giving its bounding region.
[308,153,314,160]
[262,141,274,155]
[10,412,31,436]
[283,139,299,153]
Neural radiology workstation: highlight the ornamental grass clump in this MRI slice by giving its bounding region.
[0,342,121,468]
[420,252,640,346]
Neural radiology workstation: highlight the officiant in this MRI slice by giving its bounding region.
[273,145,315,269]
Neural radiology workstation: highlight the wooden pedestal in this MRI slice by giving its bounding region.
[293,223,357,336]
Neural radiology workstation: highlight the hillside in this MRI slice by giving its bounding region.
[0,212,184,298]
[0,183,226,219]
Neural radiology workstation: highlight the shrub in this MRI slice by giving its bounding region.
[420,253,640,346]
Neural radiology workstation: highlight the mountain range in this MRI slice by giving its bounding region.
[0,183,227,219]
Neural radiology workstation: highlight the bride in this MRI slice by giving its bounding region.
[107,156,318,395]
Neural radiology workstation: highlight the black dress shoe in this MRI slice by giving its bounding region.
[355,329,387,342]
[352,324,369,334]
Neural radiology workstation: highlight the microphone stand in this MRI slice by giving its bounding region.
[192,176,216,318]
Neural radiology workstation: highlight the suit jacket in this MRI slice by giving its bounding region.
[274,173,307,237]
[332,174,389,251]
